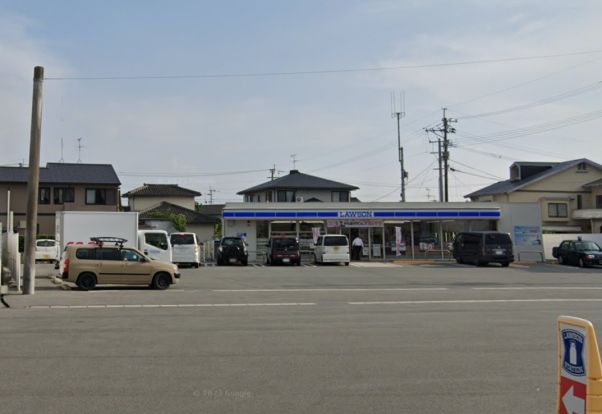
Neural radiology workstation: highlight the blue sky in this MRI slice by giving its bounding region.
[1,0,602,203]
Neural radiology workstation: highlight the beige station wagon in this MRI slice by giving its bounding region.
[61,239,180,290]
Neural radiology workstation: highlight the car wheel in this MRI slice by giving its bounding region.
[152,272,171,290]
[579,258,586,268]
[193,263,200,268]
[242,259,248,266]
[456,258,463,264]
[558,256,564,265]
[345,262,350,266]
[314,254,318,265]
[501,262,510,267]
[76,272,97,291]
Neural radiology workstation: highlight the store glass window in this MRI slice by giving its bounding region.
[331,191,349,202]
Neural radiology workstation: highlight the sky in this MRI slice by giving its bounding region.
[1,0,601,204]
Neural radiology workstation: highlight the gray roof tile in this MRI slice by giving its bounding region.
[238,170,358,194]
[123,183,201,197]
[0,162,120,185]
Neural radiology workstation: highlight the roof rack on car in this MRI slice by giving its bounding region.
[90,237,128,248]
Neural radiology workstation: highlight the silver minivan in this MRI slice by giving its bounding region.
[170,232,200,268]
[313,235,350,266]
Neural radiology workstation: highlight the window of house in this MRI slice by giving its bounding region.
[331,191,349,202]
[54,187,75,204]
[249,194,254,202]
[577,162,588,171]
[548,202,568,218]
[577,194,583,210]
[266,192,273,202]
[597,195,602,209]
[86,188,115,205]
[39,187,51,204]
[277,190,295,202]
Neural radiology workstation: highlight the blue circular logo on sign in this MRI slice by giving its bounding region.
[562,329,585,377]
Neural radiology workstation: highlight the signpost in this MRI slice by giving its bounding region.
[557,316,602,414]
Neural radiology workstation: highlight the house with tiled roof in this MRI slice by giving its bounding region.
[237,170,358,203]
[139,201,218,242]
[0,163,121,235]
[466,158,602,233]
[123,183,201,211]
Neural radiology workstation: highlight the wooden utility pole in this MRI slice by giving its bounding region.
[23,66,44,295]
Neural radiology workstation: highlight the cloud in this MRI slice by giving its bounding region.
[0,14,71,164]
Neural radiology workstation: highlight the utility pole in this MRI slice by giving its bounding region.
[425,108,456,202]
[23,66,44,295]
[207,188,216,204]
[391,92,408,201]
[77,137,84,163]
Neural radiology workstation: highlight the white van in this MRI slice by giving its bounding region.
[137,230,172,263]
[170,232,200,268]
[35,239,59,263]
[314,234,350,265]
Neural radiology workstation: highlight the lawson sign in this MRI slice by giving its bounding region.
[338,210,374,218]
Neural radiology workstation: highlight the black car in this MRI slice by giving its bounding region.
[552,239,602,268]
[216,237,248,266]
[452,231,514,267]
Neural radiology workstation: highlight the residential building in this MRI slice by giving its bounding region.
[0,163,121,235]
[237,170,359,203]
[139,201,218,242]
[123,183,201,211]
[466,159,602,233]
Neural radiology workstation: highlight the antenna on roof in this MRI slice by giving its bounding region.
[208,187,216,204]
[77,137,84,163]
[59,138,64,163]
[290,154,298,170]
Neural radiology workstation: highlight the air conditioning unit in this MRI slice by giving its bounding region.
[295,196,304,203]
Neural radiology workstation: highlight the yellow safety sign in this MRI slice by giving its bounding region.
[558,316,602,414]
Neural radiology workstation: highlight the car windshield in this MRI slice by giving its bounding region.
[222,238,244,247]
[170,234,195,245]
[272,238,298,249]
[575,241,602,251]
[324,236,348,246]
[485,233,512,245]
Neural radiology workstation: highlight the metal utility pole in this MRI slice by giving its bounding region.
[391,92,408,202]
[425,108,456,202]
[208,188,216,204]
[23,66,44,295]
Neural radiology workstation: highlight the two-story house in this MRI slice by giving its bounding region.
[123,183,218,242]
[237,169,359,203]
[466,158,602,233]
[0,163,121,235]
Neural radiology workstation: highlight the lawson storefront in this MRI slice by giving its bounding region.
[222,202,507,263]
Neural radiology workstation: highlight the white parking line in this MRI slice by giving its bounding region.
[29,302,317,310]
[211,288,449,292]
[349,298,602,305]
[473,287,602,291]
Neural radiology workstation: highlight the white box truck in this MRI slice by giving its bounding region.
[55,211,172,263]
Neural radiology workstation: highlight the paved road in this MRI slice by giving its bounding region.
[1,263,601,413]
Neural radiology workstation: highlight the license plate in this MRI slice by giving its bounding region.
[494,249,503,255]
[282,258,290,263]
[334,247,340,252]
[43,255,49,259]
[229,258,237,263]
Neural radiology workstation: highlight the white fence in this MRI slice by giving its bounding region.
[542,233,602,260]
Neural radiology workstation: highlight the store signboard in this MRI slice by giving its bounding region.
[326,219,383,228]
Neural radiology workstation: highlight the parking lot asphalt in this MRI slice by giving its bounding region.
[1,262,601,413]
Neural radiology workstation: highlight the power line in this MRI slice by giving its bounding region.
[44,49,602,81]
[456,81,602,120]
[118,168,268,178]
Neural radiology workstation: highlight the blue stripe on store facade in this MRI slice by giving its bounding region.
[223,210,501,219]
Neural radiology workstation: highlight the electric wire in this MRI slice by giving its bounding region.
[44,49,602,81]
